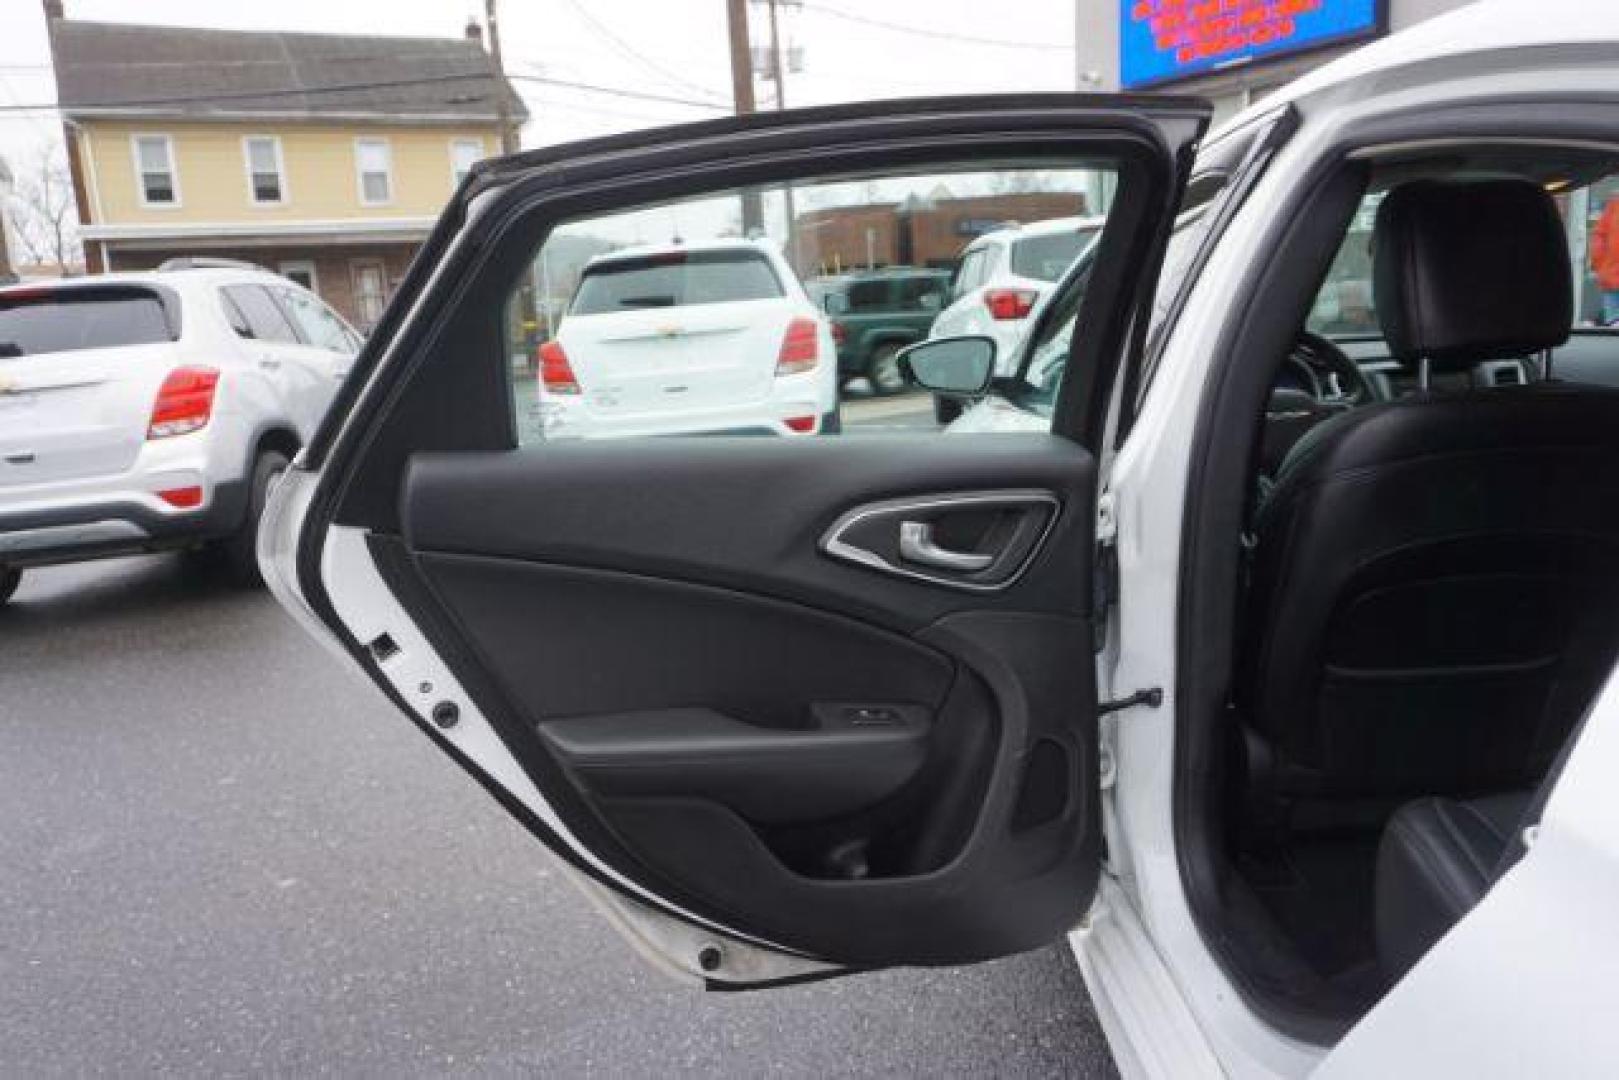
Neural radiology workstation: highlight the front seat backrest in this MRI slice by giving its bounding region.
[1241,179,1619,808]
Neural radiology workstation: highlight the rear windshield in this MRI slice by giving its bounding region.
[570,250,783,315]
[1011,229,1094,283]
[0,288,175,358]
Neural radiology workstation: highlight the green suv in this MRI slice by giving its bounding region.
[807,268,951,396]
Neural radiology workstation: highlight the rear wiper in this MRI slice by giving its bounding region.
[617,295,676,308]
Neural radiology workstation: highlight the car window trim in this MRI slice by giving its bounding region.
[1124,104,1300,440]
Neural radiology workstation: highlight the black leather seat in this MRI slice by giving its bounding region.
[1375,790,1532,979]
[1240,180,1619,808]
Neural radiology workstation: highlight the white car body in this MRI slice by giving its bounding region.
[538,238,838,439]
[0,267,355,575]
[929,215,1102,373]
[263,4,1619,1077]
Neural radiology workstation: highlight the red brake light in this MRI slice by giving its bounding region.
[984,288,1038,321]
[830,320,847,345]
[784,415,817,433]
[776,317,820,376]
[147,366,219,439]
[538,340,580,394]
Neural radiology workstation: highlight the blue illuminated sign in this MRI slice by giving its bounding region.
[1119,0,1384,90]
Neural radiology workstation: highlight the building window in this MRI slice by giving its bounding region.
[243,136,286,205]
[450,138,485,187]
[132,134,178,206]
[278,259,317,293]
[355,138,393,206]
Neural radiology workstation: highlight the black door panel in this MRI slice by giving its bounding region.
[387,435,1101,965]
[402,435,1095,632]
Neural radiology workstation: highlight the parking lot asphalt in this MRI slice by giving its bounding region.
[1,555,1116,1077]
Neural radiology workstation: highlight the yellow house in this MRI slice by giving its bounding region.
[46,8,525,328]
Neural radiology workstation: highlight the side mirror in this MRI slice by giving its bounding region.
[822,293,849,316]
[898,335,996,396]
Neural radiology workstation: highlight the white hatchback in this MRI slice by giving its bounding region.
[535,239,838,439]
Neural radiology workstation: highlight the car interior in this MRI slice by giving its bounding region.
[1205,146,1619,1033]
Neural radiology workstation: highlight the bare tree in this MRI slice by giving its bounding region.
[5,145,82,274]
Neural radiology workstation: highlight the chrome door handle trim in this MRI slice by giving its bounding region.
[898,521,994,571]
[819,489,1060,592]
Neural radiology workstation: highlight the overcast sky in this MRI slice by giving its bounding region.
[0,0,1078,177]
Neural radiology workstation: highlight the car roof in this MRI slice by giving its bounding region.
[583,237,782,269]
[0,267,295,297]
[965,213,1106,250]
[1218,0,1619,139]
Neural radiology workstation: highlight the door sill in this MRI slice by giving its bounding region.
[1071,875,1224,1079]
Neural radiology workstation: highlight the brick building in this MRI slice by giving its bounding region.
[795,190,1087,277]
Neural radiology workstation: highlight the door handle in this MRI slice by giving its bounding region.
[257,356,282,371]
[898,521,994,572]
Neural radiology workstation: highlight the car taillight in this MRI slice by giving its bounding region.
[984,288,1038,321]
[538,340,580,394]
[147,366,219,439]
[784,415,817,433]
[157,485,203,508]
[776,317,820,376]
[830,320,847,345]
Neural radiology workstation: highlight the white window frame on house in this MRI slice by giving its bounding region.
[130,133,180,208]
[278,259,319,294]
[450,137,485,188]
[354,137,394,207]
[242,135,288,206]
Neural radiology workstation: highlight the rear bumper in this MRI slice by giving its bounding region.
[540,393,835,440]
[0,479,248,568]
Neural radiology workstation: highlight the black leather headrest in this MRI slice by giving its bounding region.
[1373,179,1571,370]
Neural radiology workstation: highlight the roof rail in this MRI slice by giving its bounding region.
[156,256,266,272]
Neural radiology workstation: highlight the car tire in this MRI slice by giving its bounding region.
[213,449,290,588]
[933,395,963,425]
[0,566,19,606]
[866,343,907,397]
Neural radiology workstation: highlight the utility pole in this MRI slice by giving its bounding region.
[485,0,519,155]
[484,0,533,354]
[726,0,763,235]
[763,0,801,272]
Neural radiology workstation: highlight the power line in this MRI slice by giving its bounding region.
[508,72,725,110]
[795,1,1071,52]
[557,0,730,104]
[0,69,727,115]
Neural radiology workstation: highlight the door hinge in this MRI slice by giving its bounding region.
[1098,687,1163,716]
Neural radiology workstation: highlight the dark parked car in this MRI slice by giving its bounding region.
[808,268,950,395]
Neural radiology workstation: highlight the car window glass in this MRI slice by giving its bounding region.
[1012,228,1095,283]
[845,279,891,312]
[896,276,947,312]
[570,250,783,314]
[503,162,1121,444]
[0,290,173,356]
[274,286,355,352]
[1309,173,1619,342]
[221,285,299,345]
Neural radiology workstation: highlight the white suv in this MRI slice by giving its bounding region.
[536,238,837,439]
[929,215,1103,365]
[0,265,359,602]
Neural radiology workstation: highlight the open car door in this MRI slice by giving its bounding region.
[262,95,1207,987]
